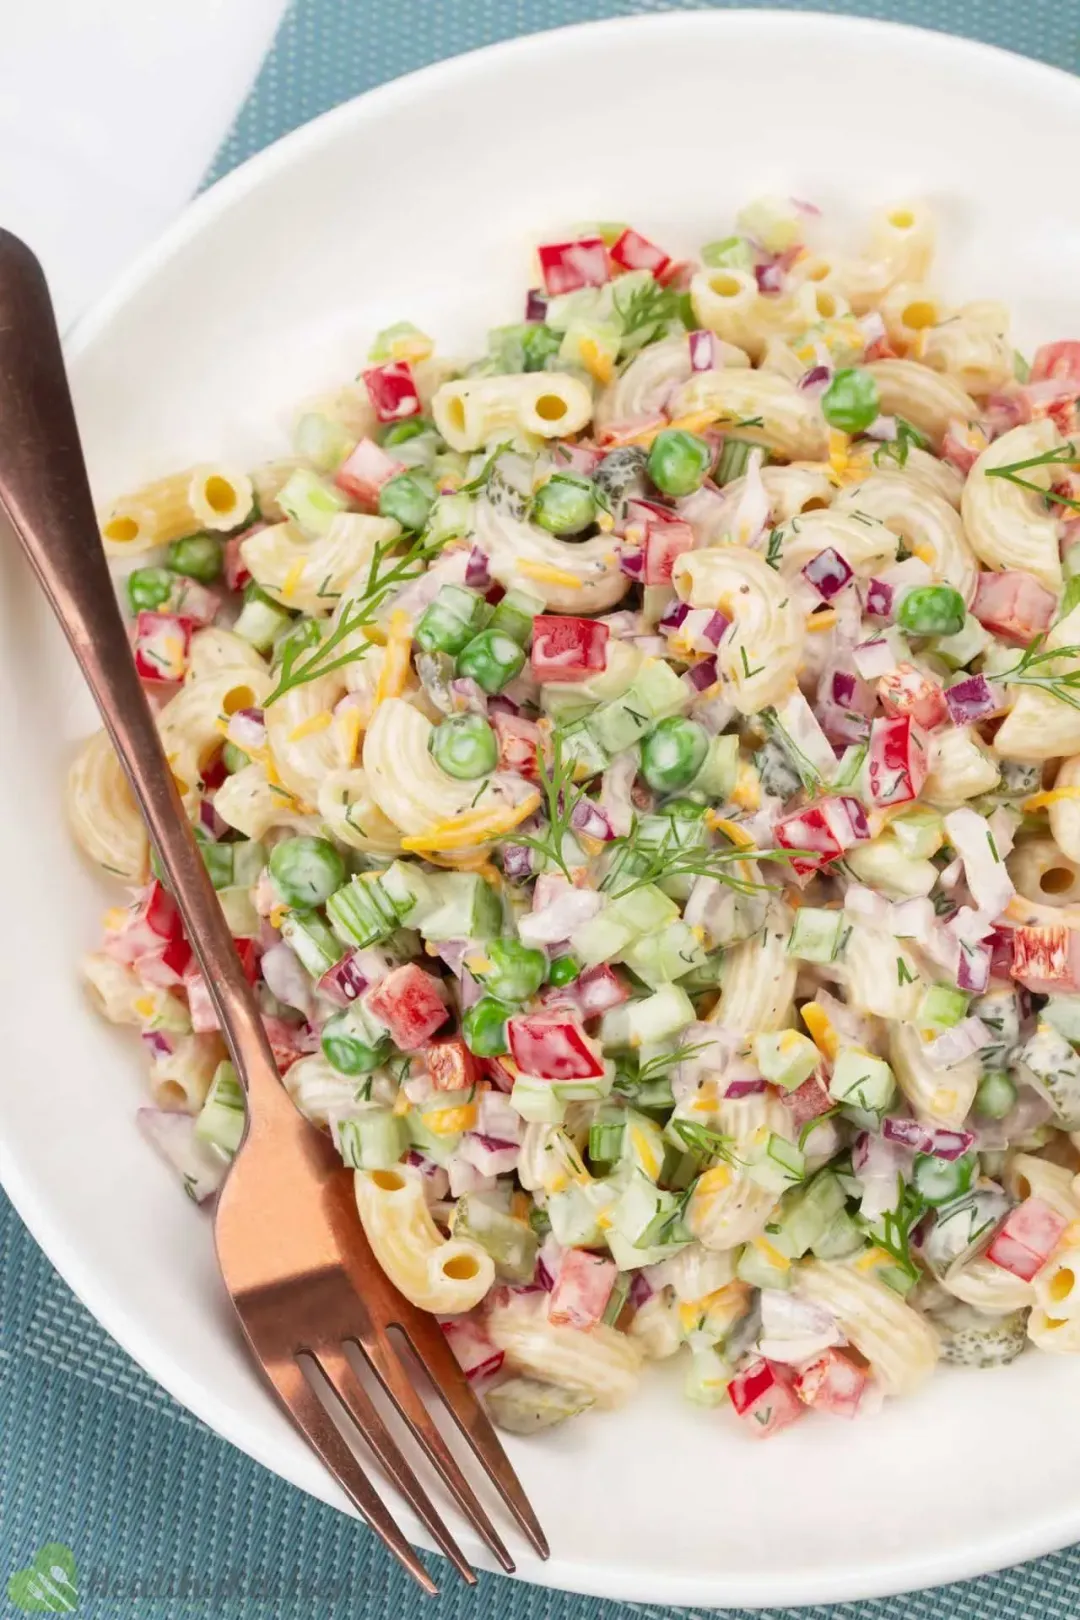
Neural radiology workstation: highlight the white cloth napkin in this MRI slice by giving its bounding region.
[0,0,287,325]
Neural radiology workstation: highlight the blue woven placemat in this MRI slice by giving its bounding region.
[7,2,1080,1616]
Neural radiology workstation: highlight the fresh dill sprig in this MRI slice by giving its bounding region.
[604,817,805,900]
[1000,633,1080,712]
[265,530,450,703]
[668,1117,744,1169]
[504,727,587,881]
[869,1175,926,1284]
[636,1040,714,1083]
[984,440,1080,511]
[872,416,928,470]
[614,278,681,356]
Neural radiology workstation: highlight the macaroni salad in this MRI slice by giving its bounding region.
[75,198,1080,1438]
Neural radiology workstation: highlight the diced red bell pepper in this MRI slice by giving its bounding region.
[366,963,449,1050]
[223,531,256,592]
[530,616,609,683]
[234,938,261,984]
[478,1055,517,1093]
[334,437,406,505]
[548,1248,617,1329]
[1019,377,1080,436]
[609,228,671,278]
[972,570,1056,644]
[1031,341,1080,384]
[134,937,193,988]
[778,1067,835,1126]
[363,361,422,423]
[133,611,194,683]
[987,925,1015,981]
[794,1348,867,1417]
[876,662,948,730]
[544,963,630,1019]
[103,880,184,965]
[643,517,695,586]
[440,1316,504,1381]
[774,796,869,877]
[866,715,928,808]
[424,1036,480,1093]
[1011,925,1080,993]
[552,443,603,477]
[168,577,221,628]
[536,237,610,297]
[985,1196,1068,1281]
[492,711,541,779]
[727,1358,806,1438]
[261,1013,308,1073]
[506,1012,604,1081]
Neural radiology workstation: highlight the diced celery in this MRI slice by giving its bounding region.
[233,587,293,651]
[621,920,708,986]
[694,734,739,800]
[620,1110,667,1182]
[326,875,399,948]
[1043,996,1080,1044]
[488,588,543,645]
[786,907,845,964]
[736,1236,793,1291]
[737,196,802,253]
[684,1344,733,1406]
[570,909,638,969]
[551,1066,614,1104]
[427,492,473,543]
[602,1272,631,1327]
[702,235,754,270]
[195,1061,246,1156]
[585,660,688,753]
[276,467,349,538]
[546,1183,604,1247]
[606,884,679,935]
[560,318,622,376]
[452,1195,538,1282]
[541,639,643,708]
[890,806,945,859]
[333,1109,407,1170]
[588,1107,627,1166]
[768,1170,846,1259]
[560,720,611,777]
[404,1111,461,1165]
[626,984,696,1045]
[597,1002,634,1050]
[917,984,969,1031]
[678,953,726,994]
[936,615,990,670]
[281,908,344,975]
[586,697,653,755]
[486,1377,594,1435]
[217,885,261,938]
[846,836,937,900]
[608,1167,680,1248]
[510,1076,566,1124]
[420,872,502,941]
[379,860,438,923]
[745,1133,806,1194]
[811,1206,865,1260]
[828,1047,896,1114]
[753,1029,820,1091]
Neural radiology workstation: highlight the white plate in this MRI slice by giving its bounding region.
[4,10,1080,1607]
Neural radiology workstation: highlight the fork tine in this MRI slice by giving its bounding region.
[352,1331,516,1574]
[259,1352,439,1595]
[313,1345,477,1587]
[390,1315,550,1560]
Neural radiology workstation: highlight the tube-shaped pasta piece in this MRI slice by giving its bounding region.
[797,1258,939,1394]
[187,628,269,681]
[673,546,802,713]
[284,1053,388,1127]
[157,666,273,802]
[485,1292,643,1407]
[432,372,593,451]
[214,762,314,839]
[687,1091,791,1251]
[835,471,977,602]
[1035,1245,1080,1320]
[919,304,1013,397]
[355,1165,494,1314]
[943,1255,1035,1314]
[864,359,979,451]
[712,904,797,1032]
[82,954,189,1033]
[1004,1154,1080,1221]
[241,514,399,616]
[689,268,777,361]
[150,1032,227,1113]
[831,203,936,313]
[772,508,899,582]
[1008,839,1080,910]
[921,726,1000,809]
[316,767,404,855]
[474,494,628,614]
[100,463,255,554]
[994,603,1080,763]
[265,672,351,805]
[889,1019,980,1128]
[627,1292,684,1360]
[671,368,828,461]
[902,447,964,509]
[66,729,149,881]
[844,926,923,1020]
[1027,1308,1080,1353]
[1050,756,1080,863]
[685,463,837,548]
[879,284,950,350]
[962,419,1064,593]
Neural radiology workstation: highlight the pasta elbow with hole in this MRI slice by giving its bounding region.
[354,1166,494,1313]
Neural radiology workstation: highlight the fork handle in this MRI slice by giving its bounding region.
[0,229,285,1121]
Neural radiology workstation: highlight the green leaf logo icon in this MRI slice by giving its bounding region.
[7,1545,78,1613]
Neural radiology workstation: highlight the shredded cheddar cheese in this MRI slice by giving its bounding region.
[1023,787,1080,812]
[801,1001,838,1060]
[280,557,308,601]
[518,560,583,590]
[400,793,542,854]
[287,710,333,744]
[374,610,413,706]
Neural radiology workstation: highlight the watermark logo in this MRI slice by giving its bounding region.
[7,1545,78,1613]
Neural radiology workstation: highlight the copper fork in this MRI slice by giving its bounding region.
[0,229,547,1594]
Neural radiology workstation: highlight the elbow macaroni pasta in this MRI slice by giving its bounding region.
[797,1257,940,1395]
[486,1293,644,1407]
[66,730,149,881]
[673,546,802,713]
[961,420,1064,593]
[354,1165,494,1313]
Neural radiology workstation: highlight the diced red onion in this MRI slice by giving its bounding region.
[518,880,604,945]
[862,414,899,442]
[441,1317,505,1381]
[465,546,491,589]
[724,1075,767,1098]
[927,1128,976,1161]
[629,1272,653,1308]
[459,1133,521,1177]
[317,951,370,1007]
[862,578,895,619]
[688,329,722,371]
[450,676,488,714]
[619,545,645,579]
[792,197,821,217]
[525,288,548,322]
[854,1132,912,1222]
[883,1117,932,1152]
[852,634,902,679]
[798,364,832,393]
[684,656,718,692]
[754,261,786,295]
[925,1017,992,1070]
[447,1156,496,1198]
[802,547,854,601]
[831,670,857,707]
[501,844,534,881]
[229,707,267,751]
[945,675,1002,727]
[487,694,521,719]
[956,941,991,994]
[198,799,228,840]
[140,1030,176,1059]
[700,610,730,647]
[659,599,690,634]
[570,798,616,842]
[844,884,892,926]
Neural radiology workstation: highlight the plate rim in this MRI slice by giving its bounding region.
[6,7,1080,1604]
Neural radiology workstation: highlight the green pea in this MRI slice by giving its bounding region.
[415,584,488,657]
[547,954,581,988]
[531,474,597,536]
[462,996,513,1056]
[430,714,498,780]
[647,429,713,497]
[482,939,547,1002]
[269,835,346,908]
[975,1070,1017,1120]
[222,741,250,774]
[640,716,710,793]
[382,416,433,447]
[898,584,967,638]
[456,629,526,695]
[378,470,437,531]
[821,368,880,435]
[321,1014,388,1075]
[167,532,223,583]
[127,566,174,614]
